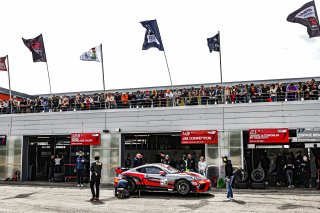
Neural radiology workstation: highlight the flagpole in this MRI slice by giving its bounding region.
[100,44,107,131]
[163,51,174,94]
[100,44,107,109]
[6,55,12,113]
[45,62,52,95]
[218,31,224,104]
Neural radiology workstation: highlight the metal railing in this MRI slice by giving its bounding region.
[0,91,319,114]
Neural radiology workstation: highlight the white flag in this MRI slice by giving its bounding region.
[80,46,101,62]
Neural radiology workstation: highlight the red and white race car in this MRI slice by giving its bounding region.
[114,163,211,195]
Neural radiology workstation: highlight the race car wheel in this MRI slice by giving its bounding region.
[176,180,190,195]
[127,178,136,194]
[251,169,265,183]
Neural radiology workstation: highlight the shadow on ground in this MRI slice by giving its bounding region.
[130,191,214,200]
[86,199,106,205]
[2,192,37,200]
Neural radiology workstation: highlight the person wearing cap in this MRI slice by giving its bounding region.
[90,156,103,201]
[225,159,234,201]
[75,151,86,187]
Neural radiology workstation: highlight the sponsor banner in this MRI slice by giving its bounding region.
[249,128,289,144]
[181,130,218,144]
[0,135,6,145]
[70,133,100,146]
[297,128,320,142]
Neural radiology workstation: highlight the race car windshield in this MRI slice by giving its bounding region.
[161,165,180,174]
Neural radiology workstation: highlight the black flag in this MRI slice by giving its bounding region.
[140,19,164,51]
[207,33,220,53]
[22,34,47,62]
[287,1,320,38]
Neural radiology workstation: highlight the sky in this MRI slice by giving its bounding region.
[0,0,320,95]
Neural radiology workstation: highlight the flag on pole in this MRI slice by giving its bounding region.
[22,34,47,62]
[140,19,164,51]
[80,46,101,62]
[207,33,220,52]
[287,1,320,38]
[0,56,7,71]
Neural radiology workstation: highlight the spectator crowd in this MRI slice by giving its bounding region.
[0,79,319,114]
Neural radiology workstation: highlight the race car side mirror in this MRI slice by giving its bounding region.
[159,171,166,176]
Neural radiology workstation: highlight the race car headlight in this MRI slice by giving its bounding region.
[191,176,201,181]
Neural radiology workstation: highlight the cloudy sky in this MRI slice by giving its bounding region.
[0,0,319,95]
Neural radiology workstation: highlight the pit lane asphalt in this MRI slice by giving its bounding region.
[0,184,319,213]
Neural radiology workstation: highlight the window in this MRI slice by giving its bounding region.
[138,166,162,174]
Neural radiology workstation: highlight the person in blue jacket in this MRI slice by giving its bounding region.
[75,151,86,187]
[115,176,130,198]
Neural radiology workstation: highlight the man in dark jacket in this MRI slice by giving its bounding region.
[260,152,270,184]
[76,151,86,187]
[133,153,141,168]
[300,156,310,188]
[124,154,132,168]
[225,159,234,201]
[176,155,187,172]
[48,155,55,181]
[187,153,196,172]
[90,156,102,202]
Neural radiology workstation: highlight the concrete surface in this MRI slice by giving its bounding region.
[0,184,319,213]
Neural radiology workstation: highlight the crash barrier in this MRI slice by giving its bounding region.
[1,91,319,114]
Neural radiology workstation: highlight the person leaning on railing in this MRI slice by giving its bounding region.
[261,84,270,102]
[286,83,299,101]
[106,93,116,109]
[269,84,277,102]
[114,92,121,109]
[144,90,152,108]
[249,83,257,103]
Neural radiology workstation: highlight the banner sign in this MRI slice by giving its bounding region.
[70,133,101,146]
[181,130,218,144]
[249,128,289,144]
[297,128,320,142]
[0,135,6,145]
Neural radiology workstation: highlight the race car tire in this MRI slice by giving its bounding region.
[127,178,136,194]
[233,169,249,183]
[175,180,191,195]
[251,169,265,183]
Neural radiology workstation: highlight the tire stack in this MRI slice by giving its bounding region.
[233,169,249,189]
[251,169,265,189]
[53,173,65,182]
